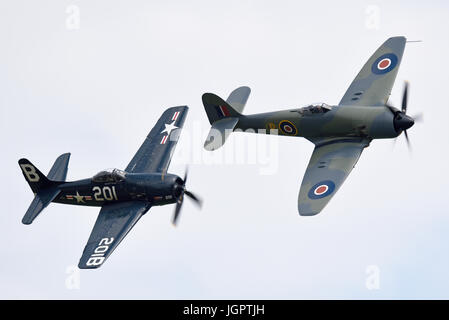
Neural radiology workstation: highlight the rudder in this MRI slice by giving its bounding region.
[18,159,53,194]
[202,92,242,125]
[19,153,70,224]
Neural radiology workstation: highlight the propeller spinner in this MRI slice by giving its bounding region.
[172,168,202,226]
[389,82,421,150]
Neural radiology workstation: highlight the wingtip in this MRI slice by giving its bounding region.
[235,86,251,92]
[388,35,406,40]
[298,206,321,217]
[298,211,320,217]
[384,36,407,46]
[56,152,71,161]
[77,262,101,270]
[166,105,189,113]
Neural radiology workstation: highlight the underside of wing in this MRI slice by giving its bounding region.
[298,138,371,216]
[125,106,188,174]
[339,36,406,107]
[78,201,151,269]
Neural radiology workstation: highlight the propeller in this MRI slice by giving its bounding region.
[401,81,408,113]
[388,82,421,151]
[172,168,202,226]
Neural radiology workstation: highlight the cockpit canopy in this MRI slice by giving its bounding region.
[92,168,126,183]
[299,103,332,115]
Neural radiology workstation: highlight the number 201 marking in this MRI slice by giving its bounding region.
[93,186,118,201]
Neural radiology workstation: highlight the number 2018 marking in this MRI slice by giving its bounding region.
[93,186,118,201]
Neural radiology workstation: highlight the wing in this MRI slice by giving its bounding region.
[125,106,188,174]
[339,36,406,107]
[78,201,151,269]
[298,138,371,216]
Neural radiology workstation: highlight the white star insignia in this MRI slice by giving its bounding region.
[161,121,178,136]
[73,191,85,204]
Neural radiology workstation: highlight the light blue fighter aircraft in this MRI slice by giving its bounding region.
[201,36,421,216]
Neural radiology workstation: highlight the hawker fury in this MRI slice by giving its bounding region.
[202,37,421,216]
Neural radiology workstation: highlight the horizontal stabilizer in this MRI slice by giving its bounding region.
[226,86,251,113]
[22,188,60,225]
[204,117,239,151]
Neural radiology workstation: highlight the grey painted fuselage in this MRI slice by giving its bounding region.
[235,105,397,140]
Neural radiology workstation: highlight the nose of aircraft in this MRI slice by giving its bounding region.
[394,113,415,132]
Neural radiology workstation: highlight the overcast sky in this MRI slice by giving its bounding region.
[1,0,449,299]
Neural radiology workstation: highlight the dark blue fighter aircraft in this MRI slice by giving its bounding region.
[19,106,201,269]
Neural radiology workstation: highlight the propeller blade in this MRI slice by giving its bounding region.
[185,190,202,208]
[404,130,412,152]
[412,112,423,123]
[172,193,184,226]
[402,82,409,113]
[172,167,202,226]
[392,136,398,148]
[183,167,188,185]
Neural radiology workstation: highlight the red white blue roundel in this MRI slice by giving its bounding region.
[308,180,336,199]
[371,53,398,75]
[279,120,298,135]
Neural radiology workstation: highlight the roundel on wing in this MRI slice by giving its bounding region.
[371,53,398,75]
[279,120,298,136]
[308,180,336,199]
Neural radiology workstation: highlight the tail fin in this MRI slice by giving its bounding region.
[19,159,53,193]
[19,153,70,224]
[202,92,242,125]
[202,86,251,151]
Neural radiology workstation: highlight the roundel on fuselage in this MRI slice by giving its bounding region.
[279,120,298,136]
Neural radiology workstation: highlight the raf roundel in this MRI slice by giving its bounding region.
[371,53,398,75]
[308,180,336,199]
[279,120,298,136]
[377,58,391,70]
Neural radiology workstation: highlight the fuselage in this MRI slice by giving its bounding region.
[53,173,182,207]
[235,104,399,140]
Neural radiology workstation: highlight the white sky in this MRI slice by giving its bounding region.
[1,0,449,299]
